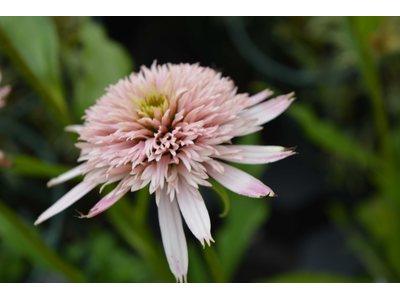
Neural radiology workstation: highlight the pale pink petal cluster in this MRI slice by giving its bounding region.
[0,71,11,109]
[35,62,296,282]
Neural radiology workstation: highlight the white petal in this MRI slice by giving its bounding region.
[64,125,83,133]
[228,125,263,137]
[216,145,296,165]
[245,89,273,107]
[47,164,85,187]
[35,181,96,225]
[239,92,295,126]
[158,189,188,283]
[176,181,214,247]
[205,161,275,198]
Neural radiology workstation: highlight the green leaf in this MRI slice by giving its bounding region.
[216,192,269,281]
[202,244,227,283]
[132,183,151,226]
[215,131,270,281]
[105,193,173,282]
[69,20,134,118]
[0,153,72,179]
[263,271,366,283]
[328,200,395,281]
[0,16,70,126]
[356,198,400,280]
[67,230,153,283]
[287,102,380,168]
[0,241,28,282]
[209,179,230,217]
[187,243,211,283]
[0,199,86,282]
[346,17,394,168]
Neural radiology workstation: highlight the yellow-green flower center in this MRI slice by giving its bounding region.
[132,84,170,119]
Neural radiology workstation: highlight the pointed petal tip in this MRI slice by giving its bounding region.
[268,191,277,197]
[74,209,88,219]
[284,146,297,152]
[46,180,54,188]
[284,146,299,156]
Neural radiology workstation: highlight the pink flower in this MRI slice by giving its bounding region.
[0,71,11,109]
[0,150,12,168]
[35,62,296,282]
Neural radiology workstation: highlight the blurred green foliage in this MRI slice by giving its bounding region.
[0,16,400,283]
[264,16,400,283]
[0,17,69,126]
[61,18,134,118]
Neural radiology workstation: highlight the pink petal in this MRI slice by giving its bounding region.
[239,92,295,126]
[176,181,214,247]
[0,85,11,101]
[158,189,188,283]
[245,89,273,107]
[216,145,296,165]
[85,187,127,218]
[47,164,85,187]
[205,161,275,198]
[34,181,96,225]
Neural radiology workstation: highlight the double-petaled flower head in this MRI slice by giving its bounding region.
[35,62,296,282]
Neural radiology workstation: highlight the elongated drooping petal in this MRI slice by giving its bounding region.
[176,182,214,247]
[205,161,275,198]
[47,164,85,187]
[34,181,96,225]
[158,190,188,283]
[86,187,127,218]
[239,92,295,126]
[245,89,273,107]
[217,145,297,165]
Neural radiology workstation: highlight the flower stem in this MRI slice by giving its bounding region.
[202,245,227,283]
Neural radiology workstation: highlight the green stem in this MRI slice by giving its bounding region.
[202,245,227,283]
[347,17,394,169]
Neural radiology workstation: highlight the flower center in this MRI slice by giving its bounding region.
[147,126,183,162]
[133,84,169,119]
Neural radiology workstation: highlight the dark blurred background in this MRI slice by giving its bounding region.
[1,16,399,283]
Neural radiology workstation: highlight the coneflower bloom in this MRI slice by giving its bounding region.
[0,71,11,109]
[35,62,296,282]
